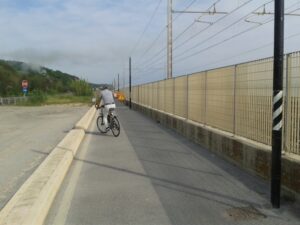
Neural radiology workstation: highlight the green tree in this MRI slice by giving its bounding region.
[70,79,93,96]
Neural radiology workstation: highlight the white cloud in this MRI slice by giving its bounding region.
[0,0,299,85]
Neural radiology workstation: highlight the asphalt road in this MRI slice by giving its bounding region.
[45,106,300,225]
[0,105,88,210]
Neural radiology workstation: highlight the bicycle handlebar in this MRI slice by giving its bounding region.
[95,104,104,110]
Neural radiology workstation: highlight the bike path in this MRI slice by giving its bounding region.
[45,106,300,225]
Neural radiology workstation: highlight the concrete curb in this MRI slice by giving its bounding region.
[0,106,96,225]
[74,106,96,131]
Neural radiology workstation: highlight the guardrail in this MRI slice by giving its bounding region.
[0,97,29,105]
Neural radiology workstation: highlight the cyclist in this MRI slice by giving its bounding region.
[97,86,116,130]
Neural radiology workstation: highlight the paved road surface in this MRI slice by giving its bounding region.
[45,106,300,225]
[0,105,88,210]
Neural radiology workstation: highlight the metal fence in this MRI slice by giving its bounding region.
[124,52,300,156]
[0,97,28,105]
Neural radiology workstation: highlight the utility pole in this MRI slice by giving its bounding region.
[271,0,284,209]
[129,57,132,109]
[167,0,173,79]
[118,74,120,92]
[123,75,125,91]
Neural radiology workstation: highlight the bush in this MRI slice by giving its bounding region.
[70,79,93,96]
[27,90,48,105]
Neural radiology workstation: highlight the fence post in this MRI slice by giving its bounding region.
[152,82,154,108]
[283,53,290,153]
[204,71,208,126]
[233,65,237,135]
[164,79,166,112]
[173,78,175,115]
[138,85,140,104]
[148,84,150,107]
[186,75,189,120]
[157,82,159,110]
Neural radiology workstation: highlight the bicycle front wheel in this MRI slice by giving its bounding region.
[110,116,120,137]
[97,115,107,133]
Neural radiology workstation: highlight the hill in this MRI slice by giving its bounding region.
[0,60,87,96]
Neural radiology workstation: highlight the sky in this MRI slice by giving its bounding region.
[0,0,299,85]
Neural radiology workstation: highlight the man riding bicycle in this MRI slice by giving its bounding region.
[96,86,116,130]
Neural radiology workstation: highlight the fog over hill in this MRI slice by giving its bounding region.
[0,60,103,96]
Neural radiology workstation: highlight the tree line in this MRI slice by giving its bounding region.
[0,60,93,97]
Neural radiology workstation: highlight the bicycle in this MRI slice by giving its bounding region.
[96,106,120,137]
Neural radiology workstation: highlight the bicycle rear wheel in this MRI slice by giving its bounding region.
[97,115,107,133]
[110,116,120,137]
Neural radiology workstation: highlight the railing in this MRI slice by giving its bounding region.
[123,52,300,156]
[0,97,28,105]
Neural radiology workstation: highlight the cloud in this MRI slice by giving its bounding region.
[0,0,299,84]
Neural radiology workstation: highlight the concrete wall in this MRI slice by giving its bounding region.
[130,102,300,199]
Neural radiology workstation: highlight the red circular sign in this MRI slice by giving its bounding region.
[22,80,28,88]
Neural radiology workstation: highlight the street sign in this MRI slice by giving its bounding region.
[22,88,28,95]
[22,80,28,88]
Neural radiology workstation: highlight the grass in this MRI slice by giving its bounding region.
[45,95,92,105]
[17,94,93,106]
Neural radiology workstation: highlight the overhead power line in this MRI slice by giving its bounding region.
[140,30,300,79]
[174,0,222,43]
[136,0,299,79]
[173,0,254,52]
[138,0,254,71]
[197,31,300,71]
[173,0,274,60]
[130,0,163,56]
[173,2,299,63]
[136,0,199,65]
[137,1,220,71]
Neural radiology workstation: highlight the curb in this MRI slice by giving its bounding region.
[74,106,96,131]
[0,106,96,225]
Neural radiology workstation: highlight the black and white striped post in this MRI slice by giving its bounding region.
[271,0,284,208]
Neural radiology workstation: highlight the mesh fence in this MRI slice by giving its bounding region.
[148,83,153,107]
[141,85,146,105]
[132,86,138,102]
[285,52,300,155]
[165,79,174,114]
[123,52,300,155]
[174,76,188,118]
[158,80,165,111]
[235,59,273,145]
[206,66,235,133]
[188,72,206,123]
[152,82,158,109]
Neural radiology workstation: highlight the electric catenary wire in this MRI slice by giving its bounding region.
[139,0,254,71]
[185,31,300,74]
[173,0,274,61]
[130,0,163,56]
[136,0,199,66]
[173,0,254,52]
[138,0,221,70]
[173,2,299,63]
